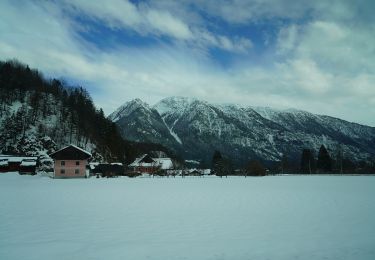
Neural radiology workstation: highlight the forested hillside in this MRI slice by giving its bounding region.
[0,60,172,163]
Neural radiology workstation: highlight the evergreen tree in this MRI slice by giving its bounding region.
[300,149,315,174]
[221,158,233,177]
[317,145,332,172]
[334,143,344,174]
[212,150,223,177]
[211,151,233,177]
[280,153,288,174]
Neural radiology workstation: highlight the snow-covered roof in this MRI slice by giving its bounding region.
[111,163,123,166]
[0,156,37,163]
[154,158,173,170]
[129,154,173,169]
[8,157,22,163]
[0,160,8,166]
[202,169,211,175]
[89,162,99,170]
[129,155,143,167]
[70,144,92,156]
[49,144,92,160]
[20,160,37,167]
[51,144,92,157]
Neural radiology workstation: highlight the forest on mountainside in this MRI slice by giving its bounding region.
[0,59,174,163]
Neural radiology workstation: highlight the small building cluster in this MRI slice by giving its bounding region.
[2,144,212,179]
[47,145,177,178]
[166,168,211,177]
[0,155,38,175]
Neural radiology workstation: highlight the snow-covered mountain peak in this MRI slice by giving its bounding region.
[154,96,197,115]
[108,98,151,122]
[110,96,375,165]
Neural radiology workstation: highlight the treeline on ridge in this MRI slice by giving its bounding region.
[0,59,175,163]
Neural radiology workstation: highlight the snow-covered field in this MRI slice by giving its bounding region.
[1,173,375,260]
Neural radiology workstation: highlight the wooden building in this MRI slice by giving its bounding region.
[92,163,124,177]
[49,145,91,178]
[129,154,173,174]
[0,155,38,174]
[19,160,37,175]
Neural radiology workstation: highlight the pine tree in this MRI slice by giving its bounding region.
[317,145,332,172]
[300,149,315,174]
[335,143,343,174]
[212,150,223,177]
[281,153,288,174]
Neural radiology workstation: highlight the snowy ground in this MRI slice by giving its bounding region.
[1,173,375,260]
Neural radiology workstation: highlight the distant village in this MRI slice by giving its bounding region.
[0,145,212,178]
[1,144,375,178]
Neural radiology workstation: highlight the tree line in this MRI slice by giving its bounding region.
[210,144,375,177]
[0,59,176,163]
[294,144,375,174]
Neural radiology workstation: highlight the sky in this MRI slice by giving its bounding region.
[0,0,374,126]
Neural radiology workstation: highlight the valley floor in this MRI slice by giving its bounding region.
[0,173,375,260]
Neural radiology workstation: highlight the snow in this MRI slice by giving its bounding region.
[0,156,38,163]
[8,101,23,115]
[161,116,183,145]
[0,160,8,166]
[20,160,37,167]
[129,154,173,170]
[1,173,375,260]
[185,160,200,164]
[108,98,151,122]
[89,162,99,170]
[267,133,275,146]
[170,131,182,144]
[153,96,196,115]
[50,144,92,157]
[153,158,173,169]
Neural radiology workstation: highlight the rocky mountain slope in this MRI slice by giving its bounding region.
[110,97,375,166]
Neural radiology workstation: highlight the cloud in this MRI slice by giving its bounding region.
[145,9,193,40]
[276,25,299,55]
[0,0,374,126]
[62,0,193,40]
[60,0,252,53]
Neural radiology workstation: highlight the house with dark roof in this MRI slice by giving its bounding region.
[19,159,37,175]
[91,163,125,177]
[49,145,91,178]
[0,155,38,174]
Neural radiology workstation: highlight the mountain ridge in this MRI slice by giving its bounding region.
[110,96,375,166]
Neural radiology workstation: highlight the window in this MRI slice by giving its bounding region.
[75,169,80,174]
[75,161,80,166]
[60,169,65,174]
[61,161,65,166]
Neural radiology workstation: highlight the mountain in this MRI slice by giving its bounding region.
[110,96,375,167]
[108,98,178,148]
[0,60,174,164]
